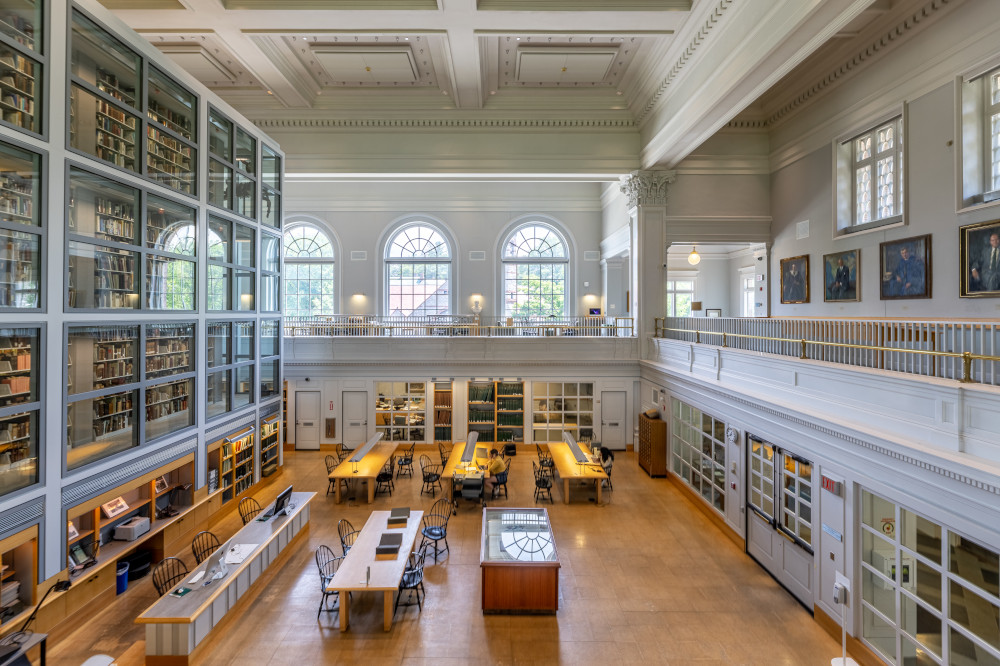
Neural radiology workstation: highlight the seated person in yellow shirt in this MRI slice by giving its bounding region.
[483,449,505,497]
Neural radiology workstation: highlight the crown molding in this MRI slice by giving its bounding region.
[634,0,734,125]
[764,0,958,130]
[253,117,637,130]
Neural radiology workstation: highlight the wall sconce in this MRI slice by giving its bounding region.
[239,293,254,309]
[351,291,366,299]
[470,294,483,315]
[688,246,701,265]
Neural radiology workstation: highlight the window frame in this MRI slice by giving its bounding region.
[665,274,696,317]
[283,221,336,317]
[500,220,570,318]
[382,220,453,318]
[740,267,755,317]
[834,108,907,237]
[206,212,255,313]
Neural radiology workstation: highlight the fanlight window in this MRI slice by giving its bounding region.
[502,223,568,317]
[384,223,451,316]
[283,224,335,317]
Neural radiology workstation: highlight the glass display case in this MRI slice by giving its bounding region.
[480,507,559,613]
[0,1,41,52]
[146,67,196,195]
[67,240,137,309]
[260,232,279,312]
[260,318,279,400]
[0,44,40,134]
[68,167,138,245]
[145,322,193,379]
[144,377,191,441]
[0,142,41,309]
[207,109,232,209]
[233,128,255,218]
[375,381,426,442]
[261,144,280,228]
[69,11,141,172]
[0,327,38,497]
[531,381,594,443]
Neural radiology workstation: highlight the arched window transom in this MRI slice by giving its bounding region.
[385,223,451,316]
[502,223,568,317]
[283,223,335,317]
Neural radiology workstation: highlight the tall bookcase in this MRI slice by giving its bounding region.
[259,414,278,477]
[0,525,36,630]
[467,381,524,444]
[433,381,452,444]
[638,412,667,478]
[209,427,254,505]
[494,382,524,443]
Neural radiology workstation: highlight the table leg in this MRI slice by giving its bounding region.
[335,477,342,504]
[384,591,393,631]
[596,478,602,505]
[564,478,570,504]
[39,636,46,666]
[368,479,375,504]
[339,590,350,631]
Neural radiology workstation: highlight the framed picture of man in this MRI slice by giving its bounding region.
[779,255,809,304]
[880,234,931,300]
[823,249,860,302]
[960,220,1000,297]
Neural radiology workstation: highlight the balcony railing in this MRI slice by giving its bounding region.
[655,316,1000,386]
[284,314,634,338]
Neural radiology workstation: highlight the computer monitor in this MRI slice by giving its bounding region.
[261,485,293,520]
[204,538,232,580]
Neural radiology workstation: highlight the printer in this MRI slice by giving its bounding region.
[114,515,150,541]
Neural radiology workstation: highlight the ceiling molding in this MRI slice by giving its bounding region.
[764,0,958,129]
[634,0,734,125]
[223,0,438,8]
[253,117,636,129]
[477,0,691,10]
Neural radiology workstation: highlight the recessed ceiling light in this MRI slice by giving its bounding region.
[490,90,496,95]
[516,37,520,41]
[442,90,448,95]
[405,37,409,41]
[266,90,273,95]
[616,90,623,95]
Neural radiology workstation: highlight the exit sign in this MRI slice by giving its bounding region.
[821,475,842,496]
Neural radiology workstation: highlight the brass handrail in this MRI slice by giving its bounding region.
[654,320,997,384]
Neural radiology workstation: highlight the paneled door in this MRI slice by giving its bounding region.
[600,391,626,450]
[746,434,815,608]
[342,390,368,449]
[294,391,320,450]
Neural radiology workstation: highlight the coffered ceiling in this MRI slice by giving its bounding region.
[101,0,902,172]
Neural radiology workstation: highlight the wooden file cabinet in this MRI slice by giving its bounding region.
[638,413,667,478]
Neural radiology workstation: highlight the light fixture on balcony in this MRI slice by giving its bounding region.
[688,246,701,266]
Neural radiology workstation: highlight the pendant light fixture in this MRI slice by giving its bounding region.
[687,246,701,265]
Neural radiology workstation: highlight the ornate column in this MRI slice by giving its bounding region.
[619,169,676,342]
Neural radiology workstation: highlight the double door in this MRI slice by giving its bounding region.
[746,434,815,608]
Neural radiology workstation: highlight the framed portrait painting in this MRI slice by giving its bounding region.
[779,255,809,304]
[960,220,1000,297]
[823,249,860,302]
[880,235,931,300]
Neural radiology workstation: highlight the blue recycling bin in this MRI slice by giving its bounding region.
[116,562,129,594]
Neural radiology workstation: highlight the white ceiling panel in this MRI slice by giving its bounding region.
[314,47,418,84]
[158,45,237,83]
[515,48,617,84]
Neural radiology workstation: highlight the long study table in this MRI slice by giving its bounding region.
[329,440,399,504]
[547,442,607,505]
[327,509,423,631]
[441,441,489,500]
[136,492,315,665]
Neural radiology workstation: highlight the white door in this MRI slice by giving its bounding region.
[746,436,814,608]
[294,391,321,450]
[342,391,368,448]
[600,391,626,450]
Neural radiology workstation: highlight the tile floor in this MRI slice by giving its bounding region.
[48,447,841,665]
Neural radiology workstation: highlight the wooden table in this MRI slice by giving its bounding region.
[327,509,423,632]
[547,442,607,504]
[0,632,47,666]
[136,492,314,665]
[441,442,488,500]
[329,441,399,504]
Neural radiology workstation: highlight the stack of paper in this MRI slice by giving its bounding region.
[1,580,20,606]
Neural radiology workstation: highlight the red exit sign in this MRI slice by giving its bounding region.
[821,475,842,496]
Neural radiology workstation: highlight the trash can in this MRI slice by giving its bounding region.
[116,562,129,594]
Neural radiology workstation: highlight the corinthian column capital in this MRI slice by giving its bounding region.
[619,169,677,208]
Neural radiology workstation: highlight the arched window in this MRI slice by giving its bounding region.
[501,223,568,317]
[384,223,451,316]
[283,223,335,317]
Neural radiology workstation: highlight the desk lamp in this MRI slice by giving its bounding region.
[0,579,72,662]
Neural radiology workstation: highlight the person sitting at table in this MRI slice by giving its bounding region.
[599,447,614,486]
[483,449,505,497]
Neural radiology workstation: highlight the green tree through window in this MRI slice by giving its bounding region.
[502,223,568,317]
[283,223,335,317]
